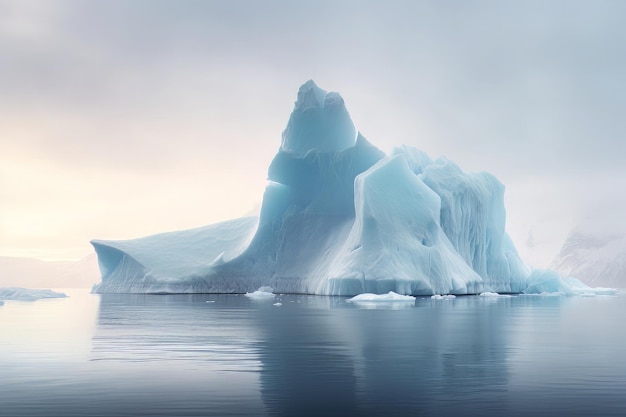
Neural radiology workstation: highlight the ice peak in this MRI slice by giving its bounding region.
[295,80,328,110]
[281,80,356,155]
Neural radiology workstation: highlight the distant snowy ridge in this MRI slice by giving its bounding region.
[0,255,98,288]
[91,80,611,296]
[552,230,626,288]
[0,287,67,302]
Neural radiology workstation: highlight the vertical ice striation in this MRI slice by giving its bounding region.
[325,155,483,295]
[418,157,529,293]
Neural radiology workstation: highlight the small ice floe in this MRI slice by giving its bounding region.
[0,287,67,302]
[273,302,282,306]
[346,291,416,303]
[346,291,416,309]
[431,294,456,300]
[479,292,513,298]
[205,300,215,303]
[244,286,275,300]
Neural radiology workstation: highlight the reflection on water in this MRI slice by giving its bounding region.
[254,296,512,417]
[1,290,626,416]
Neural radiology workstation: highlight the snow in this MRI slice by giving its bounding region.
[0,287,67,301]
[245,287,275,300]
[346,291,416,303]
[91,217,257,293]
[90,80,614,297]
[479,292,513,298]
[552,221,626,288]
[431,294,456,300]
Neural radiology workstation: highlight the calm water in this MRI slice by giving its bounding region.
[1,289,625,417]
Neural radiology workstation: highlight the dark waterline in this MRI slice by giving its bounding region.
[1,289,625,417]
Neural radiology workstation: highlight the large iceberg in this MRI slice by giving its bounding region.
[92,80,590,295]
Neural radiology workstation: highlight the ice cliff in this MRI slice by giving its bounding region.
[91,80,600,295]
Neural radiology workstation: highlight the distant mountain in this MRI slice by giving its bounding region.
[552,208,626,288]
[0,254,99,288]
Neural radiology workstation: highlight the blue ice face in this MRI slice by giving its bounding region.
[90,80,609,297]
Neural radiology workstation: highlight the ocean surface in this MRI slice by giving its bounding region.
[1,288,625,417]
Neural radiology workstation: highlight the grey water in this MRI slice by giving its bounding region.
[1,289,626,417]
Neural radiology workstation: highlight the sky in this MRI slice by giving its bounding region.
[1,0,625,266]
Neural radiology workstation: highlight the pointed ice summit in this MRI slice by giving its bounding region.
[91,81,611,296]
[281,80,356,155]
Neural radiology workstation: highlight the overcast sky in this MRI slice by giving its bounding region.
[1,0,625,265]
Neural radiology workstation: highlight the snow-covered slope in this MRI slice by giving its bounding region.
[92,217,258,293]
[91,80,603,295]
[552,228,626,288]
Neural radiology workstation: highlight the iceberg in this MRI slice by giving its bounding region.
[479,292,513,298]
[346,291,416,303]
[431,294,457,300]
[92,217,258,293]
[522,269,616,296]
[244,286,276,300]
[91,80,608,296]
[0,287,67,302]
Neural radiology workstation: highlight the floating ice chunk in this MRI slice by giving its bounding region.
[244,287,275,300]
[346,291,416,303]
[431,294,456,300]
[0,287,67,301]
[273,302,283,306]
[479,292,513,298]
[523,269,616,296]
[562,277,616,295]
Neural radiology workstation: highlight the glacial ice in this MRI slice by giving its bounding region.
[479,292,513,298]
[281,80,356,155]
[522,269,616,296]
[92,217,257,293]
[245,287,276,300]
[431,294,457,300]
[91,80,612,296]
[346,291,416,303]
[0,287,67,302]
